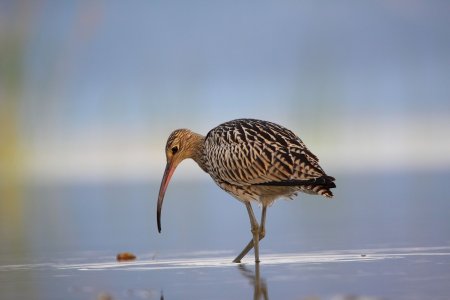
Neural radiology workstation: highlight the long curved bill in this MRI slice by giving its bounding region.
[157,161,177,233]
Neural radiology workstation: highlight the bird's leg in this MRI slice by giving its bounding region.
[233,202,259,263]
[259,205,267,241]
[249,203,261,263]
[233,203,268,263]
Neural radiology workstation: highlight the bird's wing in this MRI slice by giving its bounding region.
[204,119,329,187]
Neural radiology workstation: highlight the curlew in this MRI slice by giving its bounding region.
[157,118,336,263]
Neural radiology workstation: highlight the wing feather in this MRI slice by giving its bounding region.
[204,119,328,187]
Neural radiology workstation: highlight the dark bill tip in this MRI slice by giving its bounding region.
[156,161,176,234]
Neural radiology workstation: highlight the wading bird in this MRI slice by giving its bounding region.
[157,118,335,263]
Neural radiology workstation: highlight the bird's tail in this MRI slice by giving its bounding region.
[309,175,336,198]
[256,175,336,198]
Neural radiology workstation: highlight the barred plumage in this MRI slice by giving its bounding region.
[157,118,336,263]
[203,119,334,202]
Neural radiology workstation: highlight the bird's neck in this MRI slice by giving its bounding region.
[189,132,208,172]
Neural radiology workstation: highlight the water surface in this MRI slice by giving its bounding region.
[1,171,449,299]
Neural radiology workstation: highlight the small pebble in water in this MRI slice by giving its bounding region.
[116,252,137,261]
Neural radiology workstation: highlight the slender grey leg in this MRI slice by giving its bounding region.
[233,240,255,263]
[248,202,260,263]
[233,204,268,263]
[233,202,259,263]
[259,205,267,240]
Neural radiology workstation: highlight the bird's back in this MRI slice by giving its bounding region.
[203,119,335,203]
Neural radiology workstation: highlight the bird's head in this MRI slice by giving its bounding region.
[157,129,203,233]
[164,129,197,166]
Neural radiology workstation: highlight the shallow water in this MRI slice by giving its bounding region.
[1,171,450,299]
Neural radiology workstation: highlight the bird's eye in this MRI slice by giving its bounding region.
[171,146,179,154]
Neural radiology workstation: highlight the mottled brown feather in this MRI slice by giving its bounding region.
[204,119,332,190]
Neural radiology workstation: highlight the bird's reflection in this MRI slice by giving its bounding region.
[238,263,269,300]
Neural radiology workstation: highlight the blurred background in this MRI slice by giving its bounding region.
[1,0,450,262]
[1,1,450,298]
[1,1,449,184]
[2,0,450,252]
